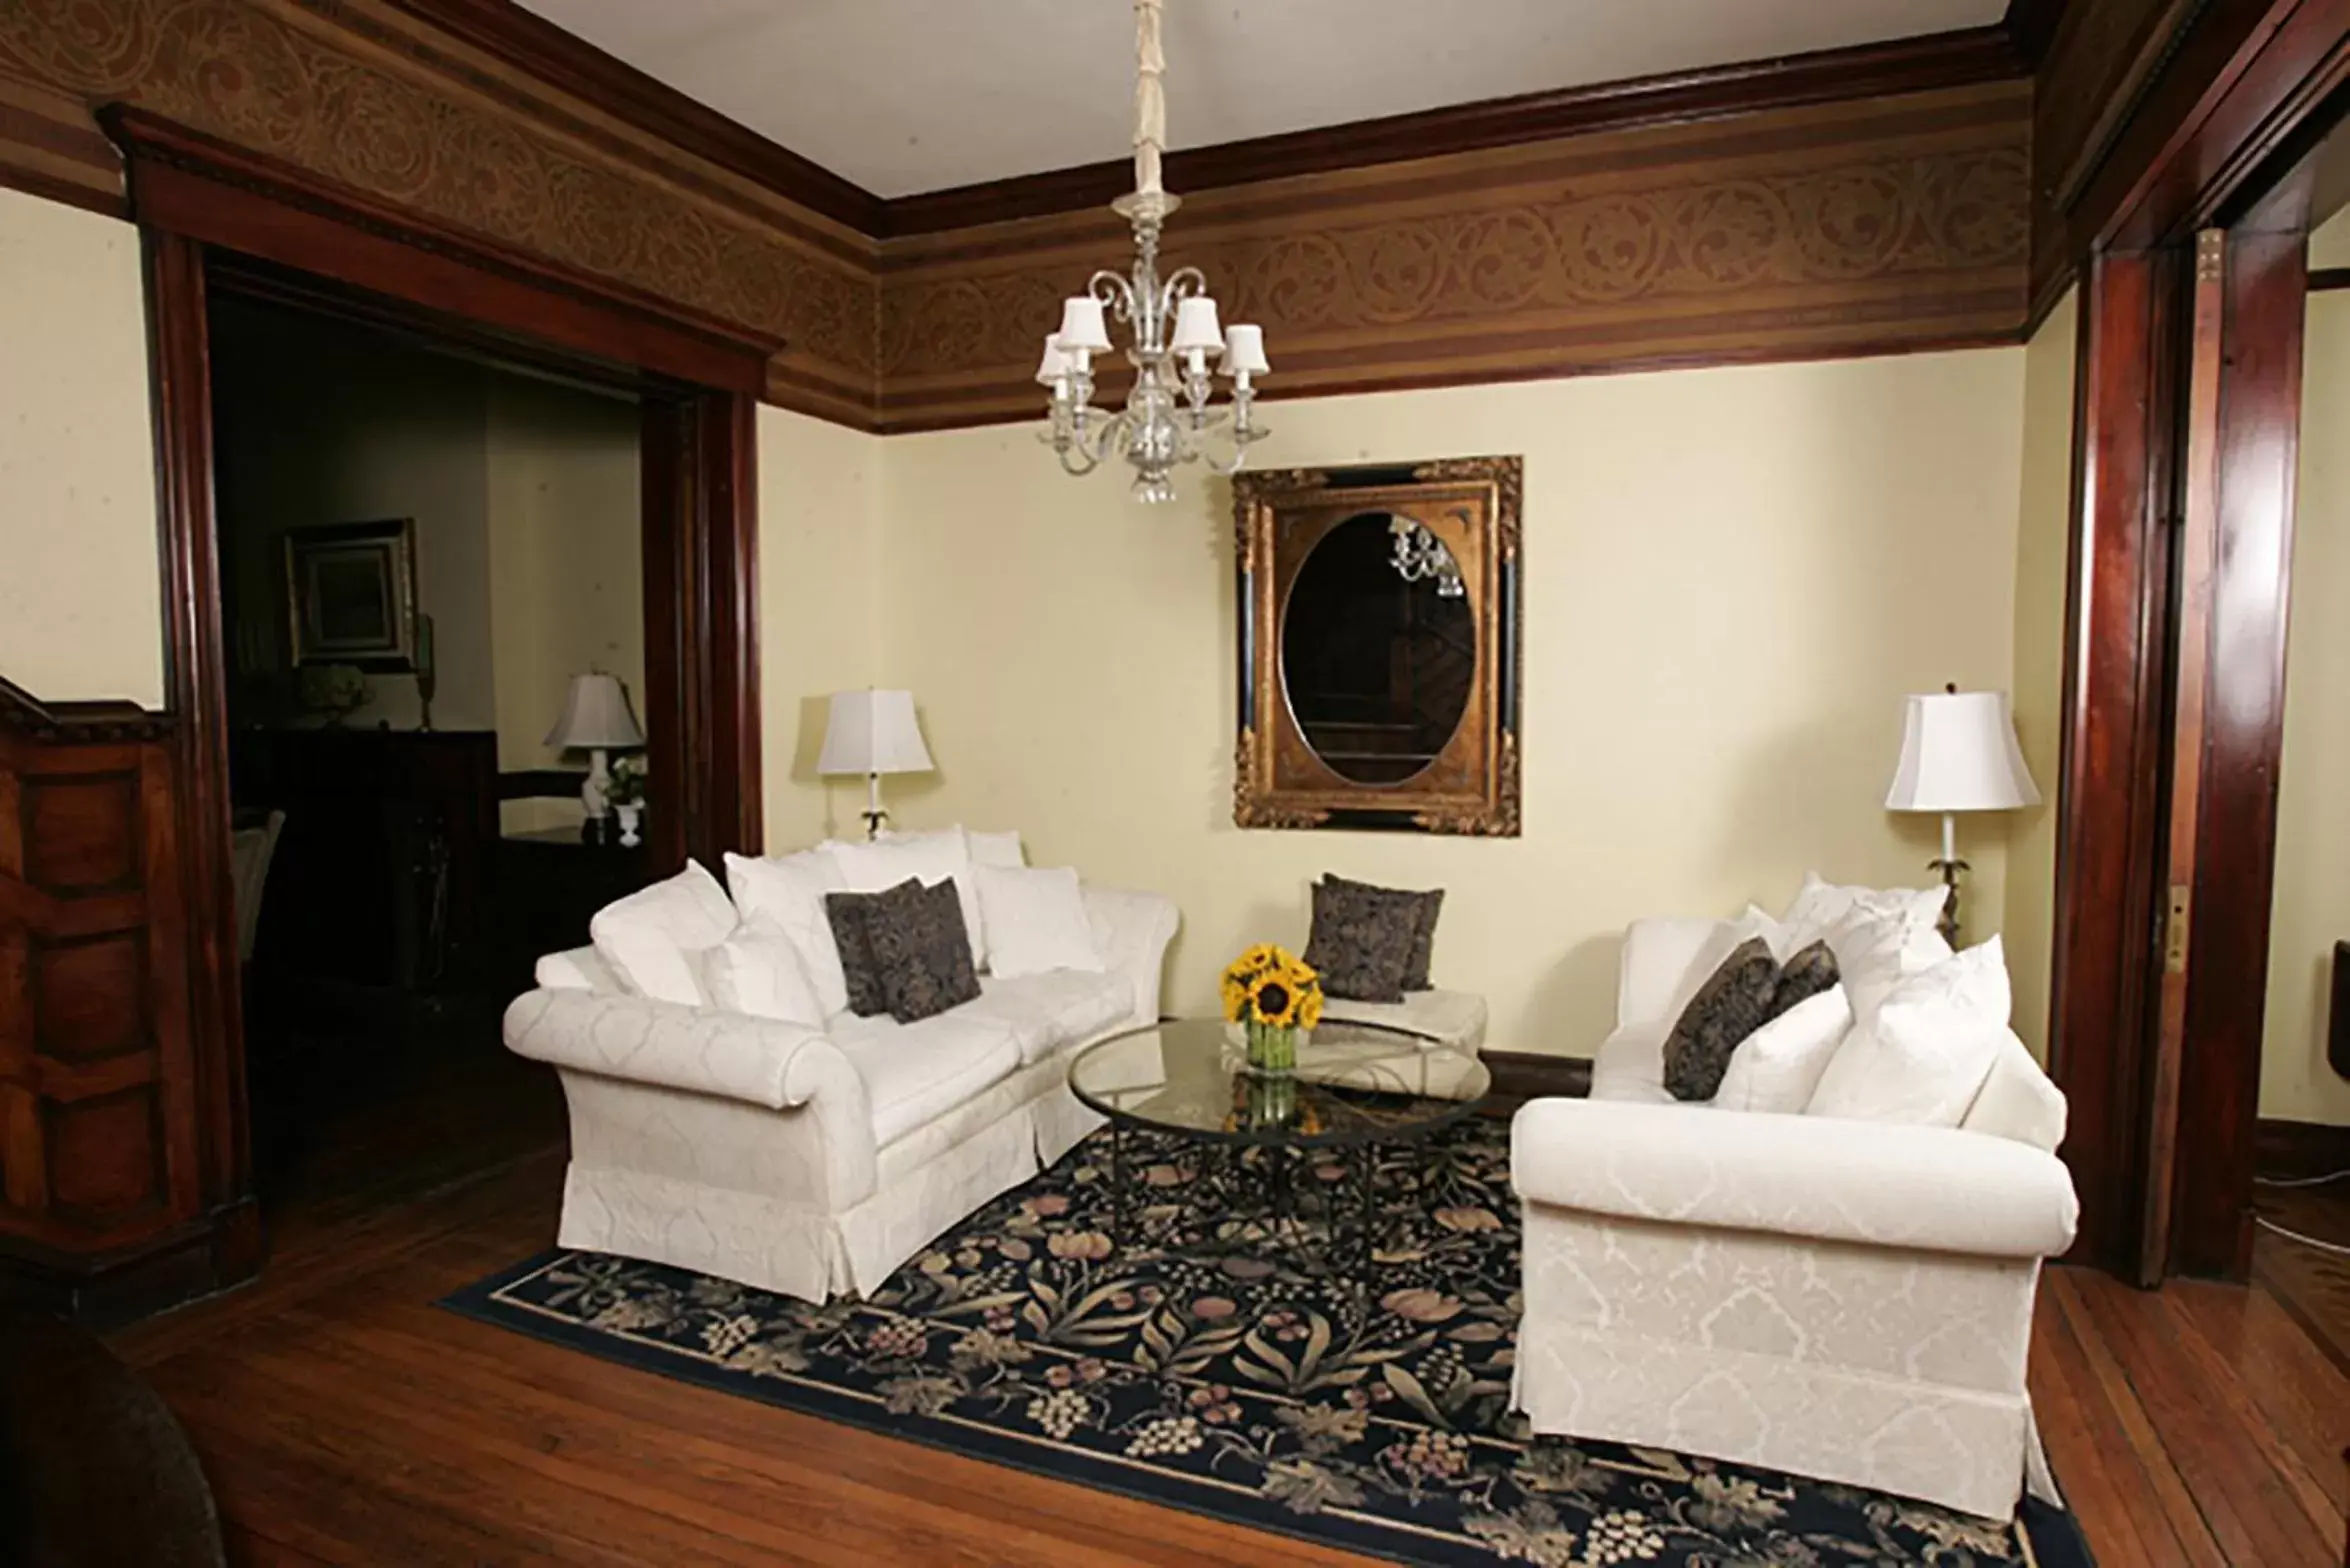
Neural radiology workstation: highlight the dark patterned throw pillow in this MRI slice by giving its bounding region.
[871,877,982,1023]
[1304,878,1417,1003]
[1662,937,1780,1101]
[825,879,918,1017]
[1321,875,1445,991]
[1765,939,1841,1022]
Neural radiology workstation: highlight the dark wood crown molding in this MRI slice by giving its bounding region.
[382,0,2027,243]
[0,675,171,743]
[881,25,2027,237]
[378,0,885,237]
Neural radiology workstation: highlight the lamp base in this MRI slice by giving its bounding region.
[1926,856,1968,947]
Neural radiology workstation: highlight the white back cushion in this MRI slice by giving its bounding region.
[833,828,984,967]
[1713,986,1853,1114]
[975,864,1103,977]
[1805,936,2010,1128]
[1960,1032,2069,1152]
[588,859,737,1007]
[725,848,850,1015]
[703,917,827,1027]
[967,828,1025,868]
[1614,917,1726,1028]
[1780,873,1953,1021]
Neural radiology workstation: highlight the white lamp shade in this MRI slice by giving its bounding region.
[545,672,644,750]
[1885,690,2040,813]
[1057,296,1113,353]
[818,689,935,777]
[1035,334,1074,386]
[1169,296,1223,355]
[1219,323,1269,376]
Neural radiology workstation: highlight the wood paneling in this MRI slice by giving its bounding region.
[879,82,2032,431]
[0,678,243,1320]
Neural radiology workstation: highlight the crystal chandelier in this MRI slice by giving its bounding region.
[1034,0,1269,504]
[1390,519,1465,597]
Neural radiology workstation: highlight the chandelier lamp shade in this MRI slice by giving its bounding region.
[1037,0,1269,504]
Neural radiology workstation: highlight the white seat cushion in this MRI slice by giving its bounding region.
[1319,988,1488,1052]
[827,1010,1024,1146]
[958,971,1132,1066]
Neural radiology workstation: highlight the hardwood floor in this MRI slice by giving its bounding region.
[105,1058,2350,1568]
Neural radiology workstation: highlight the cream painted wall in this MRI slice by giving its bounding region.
[2002,289,2079,1061]
[2312,207,2350,268]
[2261,284,2350,1126]
[857,351,2028,1056]
[756,404,886,849]
[0,187,164,706]
[485,376,643,833]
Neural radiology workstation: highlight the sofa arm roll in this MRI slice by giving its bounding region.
[1084,885,1180,1023]
[504,988,865,1115]
[1510,1098,2080,1260]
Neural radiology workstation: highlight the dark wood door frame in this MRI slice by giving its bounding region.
[2044,1,2350,1277]
[109,107,773,1285]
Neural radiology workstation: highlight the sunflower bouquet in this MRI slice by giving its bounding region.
[1220,943,1323,1076]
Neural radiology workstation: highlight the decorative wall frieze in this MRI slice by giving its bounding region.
[0,4,2032,435]
[876,81,2030,431]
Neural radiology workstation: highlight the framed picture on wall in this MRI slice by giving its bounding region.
[285,518,420,670]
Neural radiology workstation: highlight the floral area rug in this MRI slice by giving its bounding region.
[445,1118,2093,1567]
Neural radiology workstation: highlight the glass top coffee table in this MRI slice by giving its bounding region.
[1066,1018,1491,1273]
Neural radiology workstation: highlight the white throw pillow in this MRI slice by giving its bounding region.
[588,859,738,1007]
[833,828,985,967]
[703,917,827,1027]
[1712,987,1853,1114]
[1779,873,1952,1021]
[968,828,1026,868]
[975,864,1102,977]
[724,847,850,1015]
[1805,936,2011,1128]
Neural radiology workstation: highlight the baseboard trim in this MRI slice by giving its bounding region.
[2255,1118,2350,1180]
[1483,1051,1592,1106]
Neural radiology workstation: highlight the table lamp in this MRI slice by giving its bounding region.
[546,672,645,841]
[1885,685,2040,944]
[818,689,934,839]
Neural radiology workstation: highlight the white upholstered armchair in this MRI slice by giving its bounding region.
[1510,912,2079,1521]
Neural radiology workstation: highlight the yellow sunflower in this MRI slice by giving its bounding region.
[1248,968,1305,1028]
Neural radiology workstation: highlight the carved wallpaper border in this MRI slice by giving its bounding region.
[0,5,2031,434]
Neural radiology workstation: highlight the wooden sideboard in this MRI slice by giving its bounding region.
[0,680,256,1322]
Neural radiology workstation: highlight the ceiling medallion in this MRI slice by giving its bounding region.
[1034,0,1269,504]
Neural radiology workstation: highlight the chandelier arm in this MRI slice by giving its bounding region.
[1088,269,1139,324]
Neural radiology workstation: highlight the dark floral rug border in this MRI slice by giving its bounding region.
[444,1120,2093,1568]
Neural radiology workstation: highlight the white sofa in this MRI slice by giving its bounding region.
[1511,908,2079,1521]
[504,854,1177,1304]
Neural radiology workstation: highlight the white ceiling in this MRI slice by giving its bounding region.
[515,0,2008,199]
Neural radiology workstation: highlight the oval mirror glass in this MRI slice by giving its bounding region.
[1280,511,1476,786]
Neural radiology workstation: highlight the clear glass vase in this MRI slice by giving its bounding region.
[1244,1019,1298,1077]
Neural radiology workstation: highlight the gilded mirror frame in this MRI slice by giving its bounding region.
[1234,456,1522,836]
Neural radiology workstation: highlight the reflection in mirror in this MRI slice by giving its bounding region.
[1281,511,1476,785]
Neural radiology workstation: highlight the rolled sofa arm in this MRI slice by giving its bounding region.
[1084,884,1180,1024]
[1511,1098,2079,1260]
[504,988,866,1115]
